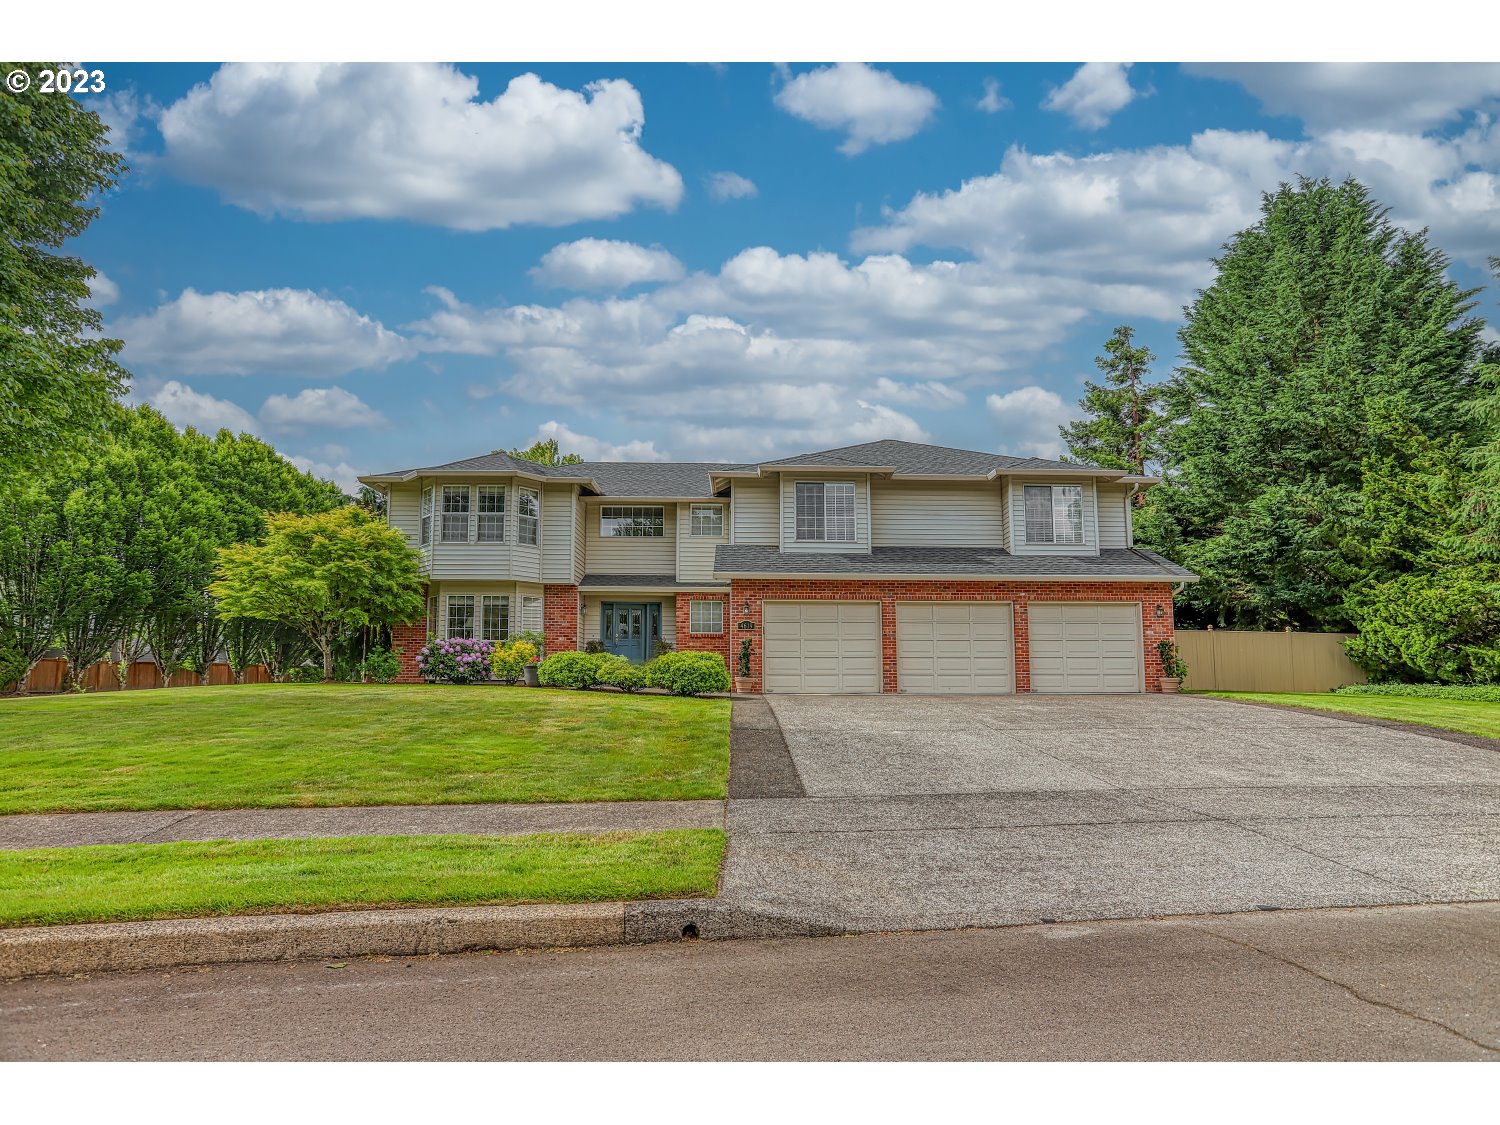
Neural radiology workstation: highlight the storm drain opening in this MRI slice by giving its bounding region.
[681,922,700,939]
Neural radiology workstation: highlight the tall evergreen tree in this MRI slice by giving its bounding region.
[1059,325,1164,481]
[1144,177,1486,629]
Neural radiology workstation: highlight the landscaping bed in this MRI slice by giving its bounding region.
[0,684,730,813]
[0,829,726,926]
[1202,691,1500,742]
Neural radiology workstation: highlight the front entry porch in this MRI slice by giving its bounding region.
[601,602,664,663]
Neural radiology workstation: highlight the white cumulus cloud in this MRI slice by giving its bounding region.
[531,239,685,290]
[1043,62,1139,130]
[986,386,1075,460]
[865,377,966,408]
[705,171,758,201]
[149,380,261,436]
[260,387,388,431]
[528,420,667,462]
[774,62,939,155]
[116,288,412,376]
[977,78,1010,114]
[85,270,119,308]
[157,63,683,230]
[285,455,364,495]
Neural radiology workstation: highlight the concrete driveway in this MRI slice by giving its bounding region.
[633,694,1500,939]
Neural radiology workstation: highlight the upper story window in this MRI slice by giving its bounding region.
[601,505,664,537]
[420,486,433,546]
[690,504,724,537]
[795,481,855,542]
[476,486,505,542]
[518,488,540,546]
[1024,484,1085,545]
[441,486,470,542]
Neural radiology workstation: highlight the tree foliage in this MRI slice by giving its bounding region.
[211,508,424,682]
[0,63,128,472]
[505,437,583,465]
[1060,325,1165,477]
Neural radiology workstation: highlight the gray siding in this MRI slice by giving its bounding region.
[778,474,871,554]
[871,480,1006,547]
[1096,485,1131,549]
[676,501,727,581]
[583,501,677,574]
[731,479,778,545]
[541,484,576,582]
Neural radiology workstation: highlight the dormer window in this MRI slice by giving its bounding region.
[1024,484,1085,545]
[795,481,855,542]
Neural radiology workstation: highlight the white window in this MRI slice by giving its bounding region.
[690,504,724,537]
[689,600,724,634]
[420,486,433,546]
[426,595,437,638]
[518,488,540,546]
[477,486,505,542]
[441,486,470,542]
[521,595,543,633]
[445,595,475,639]
[481,595,509,641]
[1024,484,1085,545]
[794,481,856,542]
[600,505,664,537]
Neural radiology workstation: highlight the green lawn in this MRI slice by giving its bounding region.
[0,685,730,814]
[0,829,725,927]
[1203,692,1500,741]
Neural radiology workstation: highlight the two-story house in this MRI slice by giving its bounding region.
[358,439,1197,693]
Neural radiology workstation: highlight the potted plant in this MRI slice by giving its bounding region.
[734,637,753,694]
[1156,638,1188,693]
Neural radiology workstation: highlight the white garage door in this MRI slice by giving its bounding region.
[762,602,881,693]
[1029,603,1143,693]
[896,602,1014,694]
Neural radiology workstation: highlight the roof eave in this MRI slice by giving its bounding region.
[713,569,1197,583]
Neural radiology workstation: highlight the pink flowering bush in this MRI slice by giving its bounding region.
[417,637,494,684]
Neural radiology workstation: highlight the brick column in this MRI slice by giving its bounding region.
[675,595,731,675]
[730,581,763,693]
[1140,583,1176,692]
[391,622,426,683]
[544,584,581,652]
[879,597,899,693]
[1013,597,1031,693]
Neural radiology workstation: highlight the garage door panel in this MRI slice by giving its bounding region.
[1029,602,1143,694]
[763,602,881,693]
[896,602,1014,694]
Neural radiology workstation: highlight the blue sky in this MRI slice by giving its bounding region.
[74,61,1500,490]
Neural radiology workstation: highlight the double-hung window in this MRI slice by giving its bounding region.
[481,595,509,641]
[690,504,724,537]
[445,595,475,639]
[689,600,724,634]
[426,596,437,638]
[518,488,540,546]
[794,481,856,542]
[600,505,664,537]
[420,486,433,546]
[441,486,470,542]
[476,486,505,542]
[1023,484,1085,546]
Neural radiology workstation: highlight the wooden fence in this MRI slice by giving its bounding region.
[11,659,272,694]
[1174,630,1367,693]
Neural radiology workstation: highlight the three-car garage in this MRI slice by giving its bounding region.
[759,599,1146,695]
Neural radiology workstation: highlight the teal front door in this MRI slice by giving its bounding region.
[602,603,661,663]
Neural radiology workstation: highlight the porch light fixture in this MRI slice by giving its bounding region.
[741,600,752,616]
[1155,605,1165,617]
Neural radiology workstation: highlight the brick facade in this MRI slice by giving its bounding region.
[543,584,581,653]
[391,622,427,683]
[673,594,733,676]
[728,579,1177,694]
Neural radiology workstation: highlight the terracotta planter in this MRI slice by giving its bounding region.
[1160,677,1181,694]
[733,677,751,695]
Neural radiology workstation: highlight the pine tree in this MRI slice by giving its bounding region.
[1146,177,1486,629]
[1059,325,1163,482]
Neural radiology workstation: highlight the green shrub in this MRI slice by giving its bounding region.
[536,650,608,690]
[509,630,547,658]
[1343,570,1500,684]
[1333,683,1500,702]
[596,655,650,693]
[645,651,729,696]
[489,640,539,684]
[360,647,402,683]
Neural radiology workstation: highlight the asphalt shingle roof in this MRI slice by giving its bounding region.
[714,544,1196,580]
[758,439,1094,475]
[572,463,750,497]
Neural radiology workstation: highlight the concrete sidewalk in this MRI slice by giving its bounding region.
[0,799,725,850]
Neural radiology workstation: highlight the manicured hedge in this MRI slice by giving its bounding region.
[536,650,609,690]
[595,655,650,693]
[1333,683,1500,702]
[646,651,730,697]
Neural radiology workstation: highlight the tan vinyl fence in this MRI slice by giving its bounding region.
[1174,630,1367,693]
[9,659,272,695]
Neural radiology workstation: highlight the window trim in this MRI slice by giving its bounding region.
[480,594,509,641]
[445,594,476,639]
[599,505,666,538]
[441,485,471,543]
[476,485,506,543]
[1023,483,1086,546]
[794,480,856,543]
[689,503,724,538]
[518,487,540,547]
[420,486,433,547]
[688,599,724,635]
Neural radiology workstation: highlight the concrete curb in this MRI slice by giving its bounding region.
[0,901,631,980]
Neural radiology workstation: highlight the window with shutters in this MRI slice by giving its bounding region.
[1023,484,1085,545]
[794,481,855,542]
